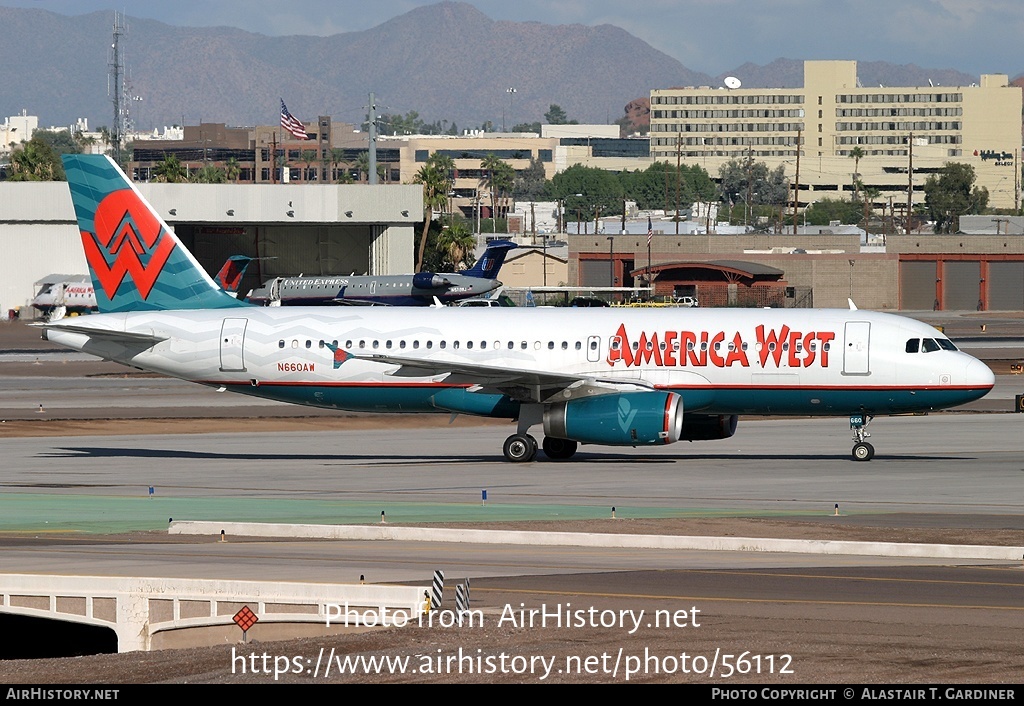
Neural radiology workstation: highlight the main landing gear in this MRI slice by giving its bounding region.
[501,434,579,462]
[850,413,874,461]
[502,404,579,462]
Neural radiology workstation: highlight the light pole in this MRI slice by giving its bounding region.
[607,235,615,288]
[503,87,516,132]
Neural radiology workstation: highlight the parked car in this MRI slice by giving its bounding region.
[673,296,699,307]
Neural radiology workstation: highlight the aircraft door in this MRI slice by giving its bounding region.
[587,335,601,363]
[219,317,248,372]
[843,321,871,375]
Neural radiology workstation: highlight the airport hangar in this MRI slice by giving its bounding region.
[0,180,422,316]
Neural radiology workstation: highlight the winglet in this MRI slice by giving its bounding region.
[848,298,858,310]
[432,296,445,308]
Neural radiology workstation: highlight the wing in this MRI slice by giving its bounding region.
[352,352,652,403]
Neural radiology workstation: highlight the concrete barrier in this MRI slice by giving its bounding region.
[169,521,1024,561]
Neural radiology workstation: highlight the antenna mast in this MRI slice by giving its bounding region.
[108,12,127,165]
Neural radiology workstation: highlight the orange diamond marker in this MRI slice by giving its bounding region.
[233,606,259,631]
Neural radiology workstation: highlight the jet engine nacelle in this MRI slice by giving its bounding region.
[412,273,451,289]
[544,391,684,446]
[679,414,738,441]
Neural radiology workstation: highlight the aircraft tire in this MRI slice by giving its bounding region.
[852,442,874,462]
[503,434,538,463]
[542,437,578,460]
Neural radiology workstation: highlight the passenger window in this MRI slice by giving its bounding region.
[427,341,433,349]
[440,341,447,349]
[575,342,582,350]
[278,340,285,349]
[291,340,298,349]
[521,342,527,349]
[508,341,514,350]
[372,340,379,349]
[413,341,420,349]
[453,341,460,349]
[548,342,554,350]
[306,340,312,349]
[400,340,406,349]
[318,340,325,348]
[906,339,920,353]
[386,340,392,349]
[590,340,598,350]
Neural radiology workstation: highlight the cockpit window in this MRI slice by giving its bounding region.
[922,338,941,353]
[905,339,920,353]
[936,338,957,351]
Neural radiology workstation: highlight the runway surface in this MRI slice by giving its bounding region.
[2,317,1024,682]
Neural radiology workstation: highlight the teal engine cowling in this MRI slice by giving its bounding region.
[543,391,684,446]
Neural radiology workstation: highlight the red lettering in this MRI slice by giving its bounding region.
[817,332,835,367]
[663,331,678,367]
[725,332,750,367]
[632,331,663,367]
[787,331,802,368]
[757,325,790,367]
[708,331,725,367]
[801,332,817,367]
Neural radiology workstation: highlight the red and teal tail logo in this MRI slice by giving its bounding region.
[62,154,249,313]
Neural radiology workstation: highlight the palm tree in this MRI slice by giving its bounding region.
[413,164,452,271]
[480,153,504,220]
[300,149,318,182]
[329,148,349,183]
[224,157,241,183]
[848,146,865,201]
[153,154,187,183]
[435,221,476,271]
[426,153,456,221]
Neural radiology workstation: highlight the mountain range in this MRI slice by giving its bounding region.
[0,2,1002,133]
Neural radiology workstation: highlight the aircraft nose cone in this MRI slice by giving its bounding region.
[965,357,995,391]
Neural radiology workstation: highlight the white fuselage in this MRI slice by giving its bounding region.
[43,306,994,418]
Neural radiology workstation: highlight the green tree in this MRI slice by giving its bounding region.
[848,146,865,201]
[32,129,82,156]
[802,198,865,226]
[434,220,477,272]
[190,165,226,183]
[300,149,318,182]
[547,165,625,228]
[413,162,453,271]
[224,157,241,183]
[923,162,989,233]
[718,157,787,210]
[544,104,577,125]
[7,137,65,181]
[512,156,548,200]
[153,154,187,183]
[480,153,514,221]
[511,121,542,134]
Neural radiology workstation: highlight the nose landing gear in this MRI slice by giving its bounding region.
[850,413,874,461]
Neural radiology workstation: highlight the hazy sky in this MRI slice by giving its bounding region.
[6,0,1022,77]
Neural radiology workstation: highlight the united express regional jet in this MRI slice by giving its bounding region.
[42,155,995,462]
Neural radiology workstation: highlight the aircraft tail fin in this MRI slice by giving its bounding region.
[214,255,256,297]
[464,240,517,279]
[61,154,249,313]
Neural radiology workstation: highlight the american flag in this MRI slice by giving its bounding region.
[280,99,309,140]
[647,216,653,246]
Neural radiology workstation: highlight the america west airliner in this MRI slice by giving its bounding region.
[42,155,994,462]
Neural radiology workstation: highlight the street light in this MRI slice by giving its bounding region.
[503,87,516,132]
[607,235,615,288]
